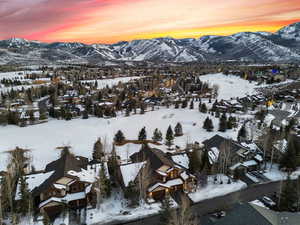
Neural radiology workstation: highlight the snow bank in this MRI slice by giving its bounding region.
[188,174,247,203]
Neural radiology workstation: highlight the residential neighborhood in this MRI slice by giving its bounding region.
[0,63,300,225]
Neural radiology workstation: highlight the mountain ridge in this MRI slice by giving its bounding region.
[1,21,300,65]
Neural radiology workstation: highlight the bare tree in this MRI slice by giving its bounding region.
[168,195,198,225]
[138,161,152,201]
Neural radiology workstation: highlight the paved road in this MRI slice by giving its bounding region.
[96,181,283,225]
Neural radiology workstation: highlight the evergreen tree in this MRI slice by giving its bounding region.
[181,100,187,109]
[175,102,179,109]
[219,113,227,132]
[124,181,139,207]
[138,127,147,141]
[107,145,119,187]
[279,175,297,211]
[82,110,89,119]
[140,103,145,114]
[189,150,202,173]
[114,130,125,144]
[215,110,220,118]
[237,125,247,142]
[96,163,111,207]
[200,103,207,113]
[18,175,32,216]
[42,212,51,225]
[165,126,174,147]
[152,128,163,142]
[203,117,210,130]
[174,122,183,136]
[93,138,104,161]
[203,117,213,132]
[207,119,214,132]
[279,136,298,172]
[189,101,194,110]
[160,193,173,225]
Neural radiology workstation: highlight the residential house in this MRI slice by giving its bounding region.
[15,152,106,218]
[118,144,196,201]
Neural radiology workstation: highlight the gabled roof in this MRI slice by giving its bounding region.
[31,153,89,197]
[130,145,175,171]
[203,135,254,154]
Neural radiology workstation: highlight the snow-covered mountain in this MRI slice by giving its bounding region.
[1,21,300,65]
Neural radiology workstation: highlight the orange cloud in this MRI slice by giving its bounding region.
[1,0,300,43]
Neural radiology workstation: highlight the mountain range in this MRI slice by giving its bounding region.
[1,21,300,65]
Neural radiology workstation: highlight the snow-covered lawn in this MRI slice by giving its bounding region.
[0,107,240,171]
[188,174,247,203]
[81,76,141,89]
[199,73,259,100]
[86,191,177,225]
[263,163,300,181]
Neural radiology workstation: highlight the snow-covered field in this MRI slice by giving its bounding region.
[0,106,240,171]
[81,76,141,89]
[199,73,260,100]
[263,163,300,181]
[0,70,43,79]
[85,191,177,225]
[188,174,247,203]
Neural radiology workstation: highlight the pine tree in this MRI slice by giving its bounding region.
[279,137,298,172]
[237,125,247,142]
[165,126,174,147]
[107,145,119,187]
[200,103,207,113]
[96,163,111,207]
[203,117,213,132]
[219,113,227,132]
[189,101,194,110]
[152,128,163,142]
[124,181,139,207]
[189,150,202,173]
[279,175,297,211]
[42,212,51,225]
[160,193,173,225]
[114,130,125,144]
[18,174,32,216]
[82,110,89,119]
[93,138,104,161]
[138,127,147,141]
[174,122,183,137]
[207,119,214,132]
[203,117,210,130]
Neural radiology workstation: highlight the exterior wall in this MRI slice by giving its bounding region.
[69,181,85,193]
[56,177,74,185]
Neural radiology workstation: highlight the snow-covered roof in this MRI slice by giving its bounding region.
[208,147,219,164]
[39,191,86,208]
[254,154,263,162]
[243,160,257,167]
[171,153,190,169]
[148,178,183,192]
[115,143,143,162]
[15,171,54,200]
[120,161,145,187]
[67,162,109,183]
[230,160,258,170]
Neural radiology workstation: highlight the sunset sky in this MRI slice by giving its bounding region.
[0,0,300,44]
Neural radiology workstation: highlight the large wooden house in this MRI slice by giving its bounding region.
[15,153,106,218]
[119,145,196,201]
